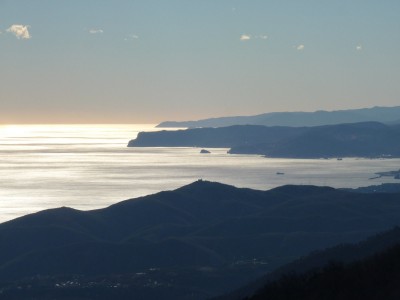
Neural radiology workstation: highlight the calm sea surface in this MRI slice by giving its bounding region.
[0,124,399,223]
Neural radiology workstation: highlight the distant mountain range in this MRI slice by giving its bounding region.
[157,106,400,128]
[129,122,400,158]
[1,181,400,299]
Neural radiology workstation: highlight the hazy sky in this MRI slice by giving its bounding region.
[1,0,399,124]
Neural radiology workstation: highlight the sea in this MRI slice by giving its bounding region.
[0,124,399,223]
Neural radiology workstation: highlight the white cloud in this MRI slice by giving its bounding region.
[239,34,268,41]
[124,34,139,41]
[296,44,305,50]
[356,44,362,51]
[89,29,103,34]
[6,24,31,39]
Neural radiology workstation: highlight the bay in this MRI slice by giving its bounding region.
[0,124,398,223]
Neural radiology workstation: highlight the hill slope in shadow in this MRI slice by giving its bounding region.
[246,233,400,300]
[214,226,400,300]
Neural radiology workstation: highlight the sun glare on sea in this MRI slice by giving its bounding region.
[0,124,132,134]
[0,125,33,137]
[0,125,80,140]
[0,124,158,146]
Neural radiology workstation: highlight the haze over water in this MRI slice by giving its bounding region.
[0,124,399,223]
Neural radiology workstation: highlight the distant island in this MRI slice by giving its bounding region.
[157,106,400,128]
[1,180,400,299]
[129,122,400,159]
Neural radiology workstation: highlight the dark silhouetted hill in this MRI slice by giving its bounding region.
[1,181,400,299]
[157,106,400,128]
[129,122,400,158]
[214,227,400,300]
[245,232,400,300]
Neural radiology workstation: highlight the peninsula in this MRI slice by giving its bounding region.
[129,122,400,159]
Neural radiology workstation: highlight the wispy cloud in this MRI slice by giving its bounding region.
[296,44,305,50]
[124,34,139,41]
[240,34,268,41]
[6,24,31,39]
[356,44,362,51]
[89,29,103,34]
[240,34,251,41]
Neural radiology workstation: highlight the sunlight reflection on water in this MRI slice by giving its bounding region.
[0,124,399,222]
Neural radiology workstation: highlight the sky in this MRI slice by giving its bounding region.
[1,0,399,124]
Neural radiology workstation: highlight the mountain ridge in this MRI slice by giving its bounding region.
[157,106,400,128]
[1,181,400,298]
